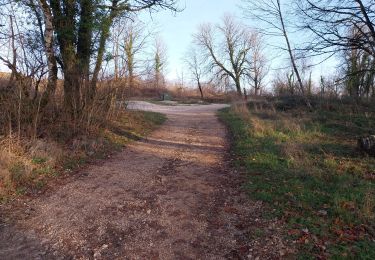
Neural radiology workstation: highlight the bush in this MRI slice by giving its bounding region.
[9,161,27,188]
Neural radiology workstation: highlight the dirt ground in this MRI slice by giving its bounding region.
[0,102,291,259]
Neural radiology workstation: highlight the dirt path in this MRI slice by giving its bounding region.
[0,102,289,259]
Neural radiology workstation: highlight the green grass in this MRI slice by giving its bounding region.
[148,100,177,106]
[8,161,27,187]
[31,157,47,164]
[103,111,166,147]
[219,104,375,259]
[142,111,167,126]
[149,100,210,106]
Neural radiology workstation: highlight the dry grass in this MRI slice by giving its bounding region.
[231,102,251,118]
[0,75,166,202]
[0,110,165,201]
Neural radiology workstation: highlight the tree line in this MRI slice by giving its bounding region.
[1,0,375,121]
[0,0,176,121]
[184,0,375,101]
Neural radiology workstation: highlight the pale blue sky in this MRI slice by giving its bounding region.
[140,0,243,81]
[139,0,337,86]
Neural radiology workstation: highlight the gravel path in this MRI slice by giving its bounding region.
[0,102,290,259]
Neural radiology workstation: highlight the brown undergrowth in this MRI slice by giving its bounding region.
[0,80,166,201]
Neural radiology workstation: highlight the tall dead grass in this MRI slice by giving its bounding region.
[0,77,131,199]
[231,99,316,169]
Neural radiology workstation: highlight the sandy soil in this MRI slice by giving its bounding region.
[0,102,291,259]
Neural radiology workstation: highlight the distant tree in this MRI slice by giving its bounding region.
[342,45,375,98]
[194,15,254,96]
[319,75,341,98]
[112,19,150,88]
[248,31,268,95]
[152,37,168,89]
[184,46,205,99]
[273,70,298,96]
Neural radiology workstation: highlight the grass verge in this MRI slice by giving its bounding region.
[148,100,211,106]
[219,103,375,259]
[0,110,166,202]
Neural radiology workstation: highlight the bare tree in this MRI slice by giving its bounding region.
[242,0,308,98]
[11,0,178,115]
[1,14,18,86]
[184,46,205,99]
[152,37,168,89]
[248,31,268,95]
[0,2,47,95]
[111,21,125,81]
[194,15,254,96]
[111,18,150,87]
[298,0,375,99]
[298,0,375,58]
[122,20,150,88]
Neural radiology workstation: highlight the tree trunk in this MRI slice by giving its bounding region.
[254,76,259,96]
[63,59,81,116]
[38,0,58,108]
[235,77,242,96]
[114,38,119,80]
[197,81,204,99]
[125,31,134,88]
[77,0,93,105]
[8,15,17,87]
[127,54,134,89]
[50,0,81,115]
[91,0,119,98]
[90,34,106,99]
[358,135,375,156]
[277,0,311,108]
[277,1,303,94]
